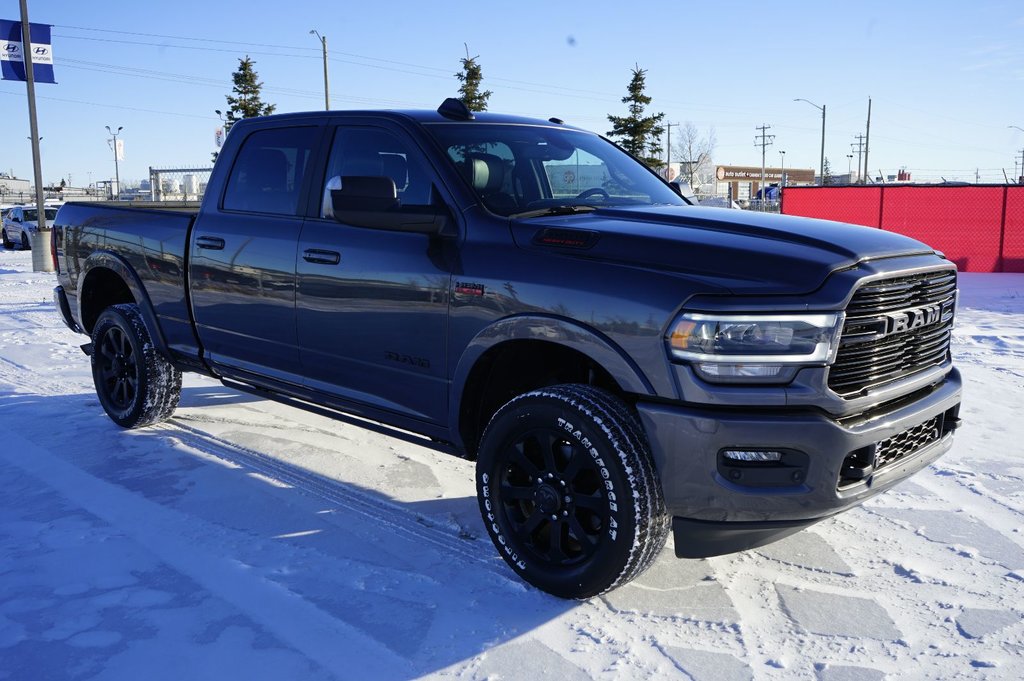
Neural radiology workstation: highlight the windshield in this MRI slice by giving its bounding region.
[425,123,686,217]
[23,208,58,222]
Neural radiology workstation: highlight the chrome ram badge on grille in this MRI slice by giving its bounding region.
[883,302,943,336]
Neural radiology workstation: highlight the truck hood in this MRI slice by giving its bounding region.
[511,205,937,295]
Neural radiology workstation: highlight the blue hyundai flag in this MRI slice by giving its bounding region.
[1,20,56,84]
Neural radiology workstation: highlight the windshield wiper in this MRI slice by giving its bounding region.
[510,204,600,219]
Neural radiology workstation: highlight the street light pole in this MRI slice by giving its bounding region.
[779,150,786,187]
[666,122,678,181]
[105,125,122,200]
[795,98,826,185]
[1011,128,1024,184]
[310,30,330,110]
[847,153,853,180]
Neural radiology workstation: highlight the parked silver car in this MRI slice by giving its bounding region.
[2,205,59,250]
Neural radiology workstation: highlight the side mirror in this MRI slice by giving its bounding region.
[330,176,452,236]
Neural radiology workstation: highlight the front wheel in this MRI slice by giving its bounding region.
[91,303,182,428]
[20,232,30,251]
[476,384,669,599]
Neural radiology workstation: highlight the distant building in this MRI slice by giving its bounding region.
[0,174,31,198]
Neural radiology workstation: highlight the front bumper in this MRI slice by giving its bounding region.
[637,368,962,557]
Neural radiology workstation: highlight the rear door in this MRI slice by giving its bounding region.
[295,123,455,424]
[189,123,319,383]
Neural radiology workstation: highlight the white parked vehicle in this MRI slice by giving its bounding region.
[2,205,58,250]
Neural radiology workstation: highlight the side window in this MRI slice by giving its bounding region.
[223,126,317,216]
[321,127,433,218]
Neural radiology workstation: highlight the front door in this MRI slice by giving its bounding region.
[295,124,454,424]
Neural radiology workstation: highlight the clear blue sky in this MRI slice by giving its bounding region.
[2,0,1023,187]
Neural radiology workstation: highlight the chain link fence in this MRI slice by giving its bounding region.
[148,167,213,202]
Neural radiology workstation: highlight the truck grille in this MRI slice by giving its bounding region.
[829,270,956,397]
[837,411,952,489]
[875,415,942,469]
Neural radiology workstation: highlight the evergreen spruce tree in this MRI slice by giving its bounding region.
[607,66,665,169]
[822,157,834,185]
[455,45,492,112]
[225,56,276,128]
[214,57,276,162]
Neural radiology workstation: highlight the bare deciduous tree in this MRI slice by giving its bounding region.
[673,122,716,191]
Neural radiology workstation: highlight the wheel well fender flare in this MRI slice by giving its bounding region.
[77,251,170,356]
[449,314,656,444]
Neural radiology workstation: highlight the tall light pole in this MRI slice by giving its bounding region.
[310,30,330,110]
[665,122,678,181]
[105,125,122,201]
[778,150,786,187]
[1011,127,1024,184]
[795,98,826,185]
[847,153,854,180]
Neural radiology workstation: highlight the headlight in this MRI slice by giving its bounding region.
[667,312,844,384]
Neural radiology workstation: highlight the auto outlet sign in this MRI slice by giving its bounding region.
[716,165,816,184]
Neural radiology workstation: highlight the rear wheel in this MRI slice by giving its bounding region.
[91,303,181,428]
[1,229,12,249]
[476,384,668,599]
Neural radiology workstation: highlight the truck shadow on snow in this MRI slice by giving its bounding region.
[13,388,718,678]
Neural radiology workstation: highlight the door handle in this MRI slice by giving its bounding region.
[303,249,341,265]
[196,236,225,250]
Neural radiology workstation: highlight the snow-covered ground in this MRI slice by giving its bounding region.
[1,246,1021,680]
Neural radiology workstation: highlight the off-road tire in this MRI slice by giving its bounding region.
[476,384,669,599]
[2,229,12,249]
[91,303,182,428]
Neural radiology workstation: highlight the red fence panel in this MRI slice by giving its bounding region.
[782,186,882,228]
[879,186,1005,273]
[1004,188,1024,273]
[781,185,1024,273]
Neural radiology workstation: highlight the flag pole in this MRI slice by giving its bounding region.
[20,0,52,271]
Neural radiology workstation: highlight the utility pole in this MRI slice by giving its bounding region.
[863,97,872,184]
[755,124,774,208]
[310,30,330,110]
[851,134,866,183]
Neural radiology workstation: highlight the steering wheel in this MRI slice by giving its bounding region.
[575,187,610,202]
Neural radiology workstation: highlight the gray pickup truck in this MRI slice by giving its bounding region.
[52,99,962,598]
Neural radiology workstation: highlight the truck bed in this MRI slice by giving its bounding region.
[55,201,201,363]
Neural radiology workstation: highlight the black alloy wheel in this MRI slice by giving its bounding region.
[91,304,181,428]
[496,426,609,569]
[477,384,668,599]
[97,323,139,412]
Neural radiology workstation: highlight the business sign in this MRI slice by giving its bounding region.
[0,20,56,83]
[716,165,816,184]
[215,127,225,148]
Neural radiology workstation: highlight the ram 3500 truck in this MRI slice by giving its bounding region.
[52,99,962,599]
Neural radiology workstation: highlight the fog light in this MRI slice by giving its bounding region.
[722,449,784,463]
